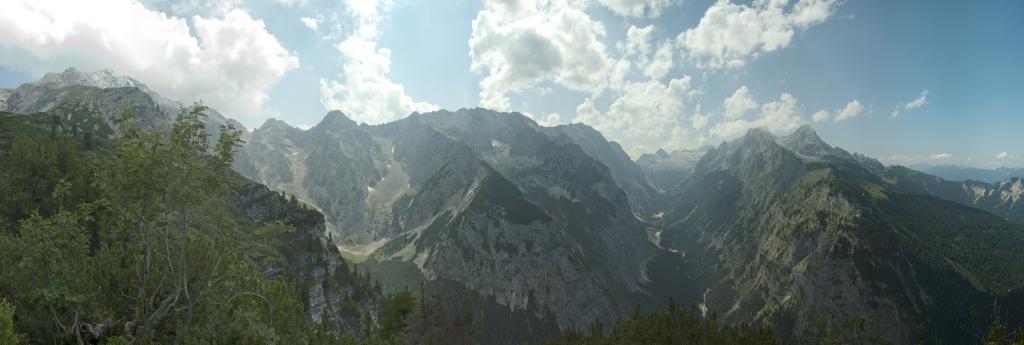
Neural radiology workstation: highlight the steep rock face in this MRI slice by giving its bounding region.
[654,127,1024,344]
[413,165,616,330]
[541,123,662,214]
[975,177,1024,223]
[0,88,11,106]
[416,109,652,289]
[236,108,654,332]
[236,112,481,244]
[233,182,382,335]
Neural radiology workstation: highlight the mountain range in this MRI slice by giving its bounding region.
[3,68,1023,344]
[916,164,1024,184]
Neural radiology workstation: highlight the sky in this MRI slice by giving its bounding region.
[0,0,1022,168]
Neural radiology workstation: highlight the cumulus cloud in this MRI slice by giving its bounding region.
[710,92,804,139]
[620,25,674,80]
[319,0,438,124]
[573,75,704,156]
[623,25,654,57]
[811,110,830,123]
[469,0,612,111]
[152,0,244,17]
[300,17,319,31]
[643,40,675,79]
[276,0,307,7]
[833,99,863,122]
[723,85,758,119]
[676,0,839,69]
[996,152,1014,160]
[598,0,676,18]
[691,111,709,130]
[890,89,928,118]
[526,112,562,127]
[930,153,953,160]
[0,0,298,119]
[810,99,863,123]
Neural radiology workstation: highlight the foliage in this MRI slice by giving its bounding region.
[0,297,25,344]
[543,299,781,345]
[0,104,404,344]
[399,284,477,345]
[983,319,1024,345]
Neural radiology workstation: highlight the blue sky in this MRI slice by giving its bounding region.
[0,0,1021,168]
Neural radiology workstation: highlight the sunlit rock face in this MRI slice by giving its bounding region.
[235,108,655,330]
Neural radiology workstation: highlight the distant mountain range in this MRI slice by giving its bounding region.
[3,68,1023,344]
[915,164,1024,184]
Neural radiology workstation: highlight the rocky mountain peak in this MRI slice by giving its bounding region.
[257,118,294,132]
[793,123,817,136]
[35,67,147,90]
[315,110,357,130]
[779,124,832,157]
[654,148,669,158]
[738,127,778,148]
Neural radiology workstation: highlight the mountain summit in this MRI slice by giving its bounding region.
[779,124,833,157]
[34,67,148,90]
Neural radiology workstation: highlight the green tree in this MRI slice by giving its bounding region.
[0,297,25,345]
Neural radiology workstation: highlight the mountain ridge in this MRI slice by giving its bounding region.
[4,68,1024,344]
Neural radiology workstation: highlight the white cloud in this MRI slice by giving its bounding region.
[643,40,674,79]
[833,99,862,122]
[811,110,830,123]
[469,0,612,111]
[890,89,928,118]
[930,153,953,160]
[723,85,758,119]
[598,0,676,18]
[574,75,704,156]
[276,0,307,7]
[0,1,298,119]
[809,99,863,123]
[997,152,1014,160]
[710,92,804,139]
[527,112,561,127]
[691,111,709,130]
[609,58,631,91]
[153,0,244,17]
[676,0,839,69]
[296,123,313,130]
[620,25,673,80]
[300,17,319,31]
[905,89,928,109]
[622,25,654,57]
[319,0,438,124]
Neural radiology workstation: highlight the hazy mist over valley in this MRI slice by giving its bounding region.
[1,0,1022,344]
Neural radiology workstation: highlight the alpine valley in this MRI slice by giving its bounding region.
[2,68,1023,345]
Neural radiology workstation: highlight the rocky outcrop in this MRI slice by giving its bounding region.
[233,182,382,336]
